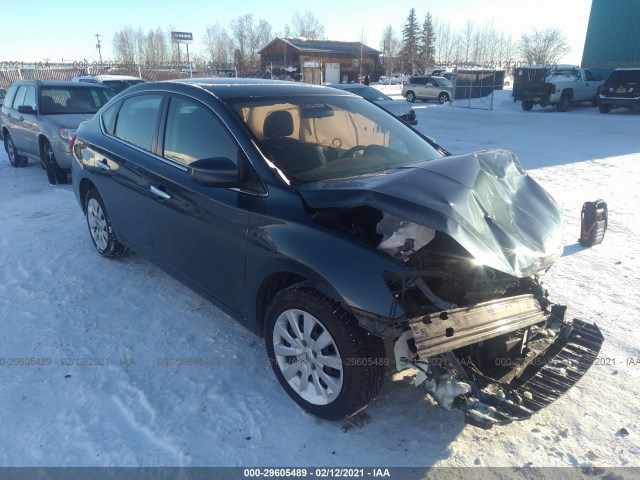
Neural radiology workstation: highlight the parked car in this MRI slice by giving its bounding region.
[71,79,602,426]
[402,76,453,103]
[72,74,145,94]
[326,83,417,125]
[598,68,640,113]
[1,80,114,183]
[379,75,403,85]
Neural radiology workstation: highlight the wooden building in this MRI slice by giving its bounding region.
[259,37,380,84]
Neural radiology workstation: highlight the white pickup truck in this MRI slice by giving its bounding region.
[520,66,604,111]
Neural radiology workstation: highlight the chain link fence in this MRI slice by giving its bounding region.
[0,64,216,90]
[450,69,506,111]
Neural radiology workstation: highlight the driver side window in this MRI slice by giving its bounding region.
[163,97,238,166]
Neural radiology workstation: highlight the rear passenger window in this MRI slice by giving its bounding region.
[162,97,238,166]
[114,95,163,151]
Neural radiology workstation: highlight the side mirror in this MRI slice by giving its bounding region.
[190,157,240,187]
[18,105,36,114]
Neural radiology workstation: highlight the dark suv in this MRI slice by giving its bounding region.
[598,68,640,113]
[70,79,601,425]
[1,80,113,183]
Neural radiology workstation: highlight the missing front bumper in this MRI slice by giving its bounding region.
[397,295,604,427]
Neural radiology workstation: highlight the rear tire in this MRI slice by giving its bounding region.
[406,91,416,103]
[521,101,534,111]
[85,189,128,258]
[265,286,386,421]
[599,104,611,114]
[4,133,27,167]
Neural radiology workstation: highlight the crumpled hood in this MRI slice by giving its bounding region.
[297,149,564,278]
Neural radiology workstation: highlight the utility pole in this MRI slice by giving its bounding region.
[95,34,103,63]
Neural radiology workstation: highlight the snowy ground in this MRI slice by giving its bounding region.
[1,90,639,471]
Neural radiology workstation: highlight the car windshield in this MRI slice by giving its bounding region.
[227,94,442,184]
[435,77,453,87]
[40,87,114,115]
[102,80,144,93]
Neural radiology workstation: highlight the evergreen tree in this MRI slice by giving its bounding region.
[419,13,436,72]
[400,8,419,74]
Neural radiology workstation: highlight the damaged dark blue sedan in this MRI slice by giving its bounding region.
[71,79,603,427]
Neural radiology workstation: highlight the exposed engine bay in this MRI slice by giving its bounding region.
[302,150,603,427]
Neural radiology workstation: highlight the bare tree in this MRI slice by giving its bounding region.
[230,14,273,74]
[518,28,570,65]
[380,25,400,77]
[434,20,454,66]
[143,27,169,66]
[288,11,325,39]
[459,20,475,64]
[203,24,232,70]
[112,26,138,64]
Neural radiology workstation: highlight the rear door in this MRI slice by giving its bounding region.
[89,93,164,253]
[413,77,429,98]
[146,94,249,315]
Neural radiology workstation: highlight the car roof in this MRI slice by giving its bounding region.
[74,74,144,81]
[13,79,112,89]
[143,78,351,100]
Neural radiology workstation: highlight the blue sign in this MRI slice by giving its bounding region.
[171,31,193,44]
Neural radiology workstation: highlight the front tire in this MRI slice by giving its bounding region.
[42,140,68,184]
[438,92,450,104]
[4,133,27,167]
[85,189,128,258]
[265,287,386,421]
[599,104,611,114]
[406,91,416,103]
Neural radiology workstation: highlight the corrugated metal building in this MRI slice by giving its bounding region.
[582,0,640,78]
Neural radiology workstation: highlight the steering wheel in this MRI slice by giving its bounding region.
[340,145,368,159]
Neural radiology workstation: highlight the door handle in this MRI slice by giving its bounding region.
[150,185,171,200]
[97,159,111,170]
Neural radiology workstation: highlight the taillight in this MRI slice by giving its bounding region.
[550,84,556,94]
[598,85,605,94]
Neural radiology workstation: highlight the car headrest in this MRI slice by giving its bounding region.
[263,110,294,138]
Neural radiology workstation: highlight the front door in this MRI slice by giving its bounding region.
[146,95,249,315]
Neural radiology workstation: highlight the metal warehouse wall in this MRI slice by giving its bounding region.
[582,0,640,79]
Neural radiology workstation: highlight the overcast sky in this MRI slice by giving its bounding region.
[0,0,592,65]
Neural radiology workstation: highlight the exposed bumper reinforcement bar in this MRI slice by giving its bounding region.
[409,294,546,358]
